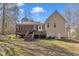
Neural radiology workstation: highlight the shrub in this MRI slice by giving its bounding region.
[61,37,68,40]
[52,37,57,39]
[7,34,16,40]
[47,36,52,39]
[47,36,58,39]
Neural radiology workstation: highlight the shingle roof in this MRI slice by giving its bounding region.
[17,21,43,25]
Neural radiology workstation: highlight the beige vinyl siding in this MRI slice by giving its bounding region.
[45,11,66,37]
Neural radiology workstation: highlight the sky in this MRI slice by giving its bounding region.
[17,3,79,23]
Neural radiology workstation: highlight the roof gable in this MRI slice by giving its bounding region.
[45,10,65,23]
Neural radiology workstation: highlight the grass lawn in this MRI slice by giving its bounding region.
[0,38,79,56]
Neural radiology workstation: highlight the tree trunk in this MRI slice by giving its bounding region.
[2,3,5,35]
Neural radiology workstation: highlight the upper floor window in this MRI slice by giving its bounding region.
[39,26,41,29]
[54,23,56,28]
[47,23,49,28]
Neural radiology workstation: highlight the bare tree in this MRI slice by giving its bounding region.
[64,4,73,39]
[64,4,79,40]
[2,3,5,35]
[21,10,33,22]
[0,3,19,34]
[74,8,79,40]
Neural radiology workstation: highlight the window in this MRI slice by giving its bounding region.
[47,23,49,28]
[54,23,56,28]
[39,26,41,29]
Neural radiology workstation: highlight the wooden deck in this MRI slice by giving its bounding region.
[16,30,46,41]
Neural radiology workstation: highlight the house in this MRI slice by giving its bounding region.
[16,21,46,40]
[16,22,45,32]
[16,10,66,40]
[45,10,66,38]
